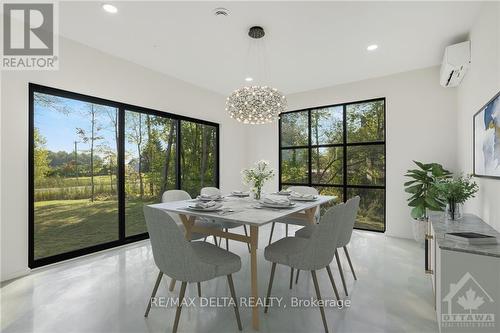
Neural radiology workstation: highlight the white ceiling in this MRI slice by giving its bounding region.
[59,1,483,95]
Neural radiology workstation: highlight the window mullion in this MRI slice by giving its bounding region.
[342,105,348,202]
[118,107,125,240]
[176,119,182,190]
[308,109,312,186]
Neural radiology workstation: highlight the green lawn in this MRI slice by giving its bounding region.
[34,198,153,259]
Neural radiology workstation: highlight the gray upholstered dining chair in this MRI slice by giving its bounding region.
[267,186,320,245]
[263,202,348,333]
[143,206,243,333]
[161,190,223,293]
[201,187,250,252]
[161,190,221,244]
[295,196,360,296]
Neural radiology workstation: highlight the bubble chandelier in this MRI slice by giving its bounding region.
[226,26,287,124]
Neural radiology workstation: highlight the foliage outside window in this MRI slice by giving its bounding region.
[279,99,386,232]
[31,85,218,266]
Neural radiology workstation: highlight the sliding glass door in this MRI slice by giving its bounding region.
[180,121,218,197]
[30,84,219,267]
[32,92,120,260]
[279,98,386,232]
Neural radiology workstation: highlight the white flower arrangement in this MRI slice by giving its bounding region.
[241,160,275,199]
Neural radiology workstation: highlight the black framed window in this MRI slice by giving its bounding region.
[279,98,386,232]
[29,84,219,267]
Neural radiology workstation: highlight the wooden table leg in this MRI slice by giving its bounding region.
[250,225,259,330]
[304,207,317,224]
[179,214,195,240]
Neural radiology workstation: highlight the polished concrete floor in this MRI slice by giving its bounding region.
[1,224,438,333]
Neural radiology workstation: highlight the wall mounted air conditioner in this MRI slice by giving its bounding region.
[439,41,471,88]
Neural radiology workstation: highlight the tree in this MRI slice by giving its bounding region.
[33,128,50,182]
[127,113,144,199]
[34,92,71,115]
[76,103,104,202]
[99,144,117,192]
[160,120,176,194]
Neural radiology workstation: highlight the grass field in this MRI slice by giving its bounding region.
[34,198,154,259]
[34,190,383,259]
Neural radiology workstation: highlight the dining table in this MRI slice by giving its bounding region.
[148,194,336,330]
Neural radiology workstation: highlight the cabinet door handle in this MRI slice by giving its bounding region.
[425,237,433,274]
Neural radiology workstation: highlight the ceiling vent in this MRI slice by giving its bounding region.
[213,8,229,17]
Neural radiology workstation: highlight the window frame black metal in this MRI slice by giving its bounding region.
[29,83,220,268]
[278,97,386,233]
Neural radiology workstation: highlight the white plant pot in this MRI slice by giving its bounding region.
[411,219,427,243]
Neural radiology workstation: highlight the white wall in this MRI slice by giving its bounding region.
[0,37,248,281]
[247,66,458,239]
[457,2,500,232]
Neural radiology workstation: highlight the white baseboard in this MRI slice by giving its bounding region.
[1,267,31,283]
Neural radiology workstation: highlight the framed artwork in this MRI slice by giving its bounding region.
[473,90,500,179]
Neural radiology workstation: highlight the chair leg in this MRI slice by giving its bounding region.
[225,229,229,250]
[144,271,163,317]
[268,222,275,245]
[335,249,348,296]
[326,265,340,300]
[227,274,243,331]
[285,224,288,236]
[344,246,357,280]
[172,281,187,333]
[218,235,222,246]
[243,225,251,252]
[311,271,329,333]
[169,278,176,292]
[289,267,294,289]
[264,262,277,314]
[197,282,201,297]
[295,269,300,284]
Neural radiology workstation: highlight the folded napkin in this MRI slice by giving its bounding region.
[194,200,217,209]
[232,190,244,194]
[199,194,221,200]
[278,189,292,194]
[262,196,291,206]
[290,192,316,200]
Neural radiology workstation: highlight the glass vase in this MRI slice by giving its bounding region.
[446,202,463,220]
[254,187,262,200]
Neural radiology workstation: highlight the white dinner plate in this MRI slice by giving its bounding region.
[186,204,223,211]
[231,192,250,197]
[290,196,318,202]
[260,202,296,209]
[196,195,224,202]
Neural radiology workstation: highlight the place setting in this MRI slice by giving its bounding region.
[185,200,224,212]
[253,195,296,210]
[229,190,250,198]
[196,193,225,202]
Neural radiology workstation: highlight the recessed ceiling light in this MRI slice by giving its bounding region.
[213,7,229,17]
[367,44,378,51]
[102,4,118,14]
[245,77,253,82]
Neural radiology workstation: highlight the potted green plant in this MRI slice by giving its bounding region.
[404,161,452,242]
[435,174,478,220]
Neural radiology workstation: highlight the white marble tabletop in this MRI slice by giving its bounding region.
[148,195,337,227]
[430,213,500,258]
